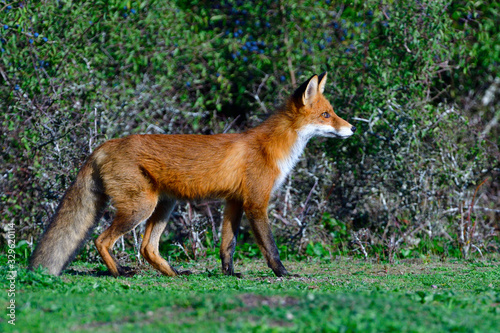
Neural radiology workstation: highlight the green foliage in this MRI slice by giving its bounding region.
[305,241,330,258]
[4,240,31,266]
[4,259,500,332]
[1,0,498,261]
[446,2,500,94]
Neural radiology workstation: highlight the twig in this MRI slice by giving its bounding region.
[441,206,500,215]
[471,244,484,259]
[299,178,318,222]
[250,75,270,114]
[174,242,191,260]
[132,228,141,264]
[289,179,318,244]
[352,117,370,123]
[382,9,391,20]
[351,230,368,259]
[468,178,489,240]
[283,176,292,217]
[223,115,240,133]
[89,107,99,153]
[394,222,425,248]
[479,109,500,141]
[0,66,11,84]
[271,212,291,226]
[204,204,219,245]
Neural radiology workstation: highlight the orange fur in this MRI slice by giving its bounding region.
[29,72,355,277]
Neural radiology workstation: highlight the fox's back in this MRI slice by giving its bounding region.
[95,133,250,200]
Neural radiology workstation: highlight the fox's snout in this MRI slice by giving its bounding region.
[330,116,356,138]
[344,124,356,137]
[333,123,356,138]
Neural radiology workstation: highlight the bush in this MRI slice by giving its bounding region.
[1,0,498,263]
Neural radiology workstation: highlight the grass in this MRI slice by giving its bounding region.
[2,257,500,332]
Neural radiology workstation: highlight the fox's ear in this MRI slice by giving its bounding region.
[318,72,327,94]
[294,75,318,106]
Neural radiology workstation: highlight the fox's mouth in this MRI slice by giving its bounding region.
[325,132,352,139]
[298,124,356,139]
[326,127,356,139]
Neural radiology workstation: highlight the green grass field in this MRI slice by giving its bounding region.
[3,258,500,332]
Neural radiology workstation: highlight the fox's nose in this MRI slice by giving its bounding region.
[351,126,356,132]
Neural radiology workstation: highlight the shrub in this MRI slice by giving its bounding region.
[1,0,498,264]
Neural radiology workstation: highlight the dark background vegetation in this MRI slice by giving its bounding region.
[1,0,499,266]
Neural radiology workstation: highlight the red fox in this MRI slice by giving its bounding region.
[30,72,355,277]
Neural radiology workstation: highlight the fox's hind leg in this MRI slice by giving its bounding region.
[95,193,157,277]
[140,199,190,277]
[220,200,244,276]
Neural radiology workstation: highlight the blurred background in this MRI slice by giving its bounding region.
[1,0,498,265]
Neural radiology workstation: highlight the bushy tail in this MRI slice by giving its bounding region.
[30,156,107,275]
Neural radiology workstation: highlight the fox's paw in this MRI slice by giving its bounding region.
[231,272,243,278]
[274,270,299,278]
[285,273,300,278]
[223,269,243,278]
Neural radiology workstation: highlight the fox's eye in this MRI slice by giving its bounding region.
[321,112,330,118]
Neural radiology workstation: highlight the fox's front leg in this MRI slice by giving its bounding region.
[244,204,289,277]
[220,200,244,276]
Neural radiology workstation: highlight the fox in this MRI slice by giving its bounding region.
[29,72,356,277]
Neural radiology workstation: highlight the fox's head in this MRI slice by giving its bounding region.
[290,72,356,139]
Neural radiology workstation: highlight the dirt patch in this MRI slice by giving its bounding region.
[238,293,300,308]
